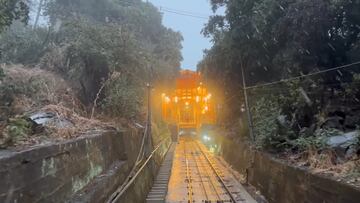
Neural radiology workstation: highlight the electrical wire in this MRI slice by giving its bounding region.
[245,61,360,90]
[118,0,210,20]
[160,8,209,20]
[160,6,210,17]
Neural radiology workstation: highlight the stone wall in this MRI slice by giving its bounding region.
[0,128,144,203]
[219,136,360,203]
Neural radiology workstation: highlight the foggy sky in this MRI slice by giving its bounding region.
[148,0,214,71]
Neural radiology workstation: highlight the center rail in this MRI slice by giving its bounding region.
[188,141,222,201]
[187,140,211,200]
[166,137,257,203]
[193,140,237,203]
[183,137,237,202]
[184,140,193,203]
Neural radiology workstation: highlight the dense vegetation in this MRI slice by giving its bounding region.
[0,0,182,119]
[0,0,29,31]
[200,0,360,154]
[0,0,182,147]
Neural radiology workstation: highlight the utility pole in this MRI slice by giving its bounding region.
[144,83,153,157]
[145,66,154,157]
[240,58,255,142]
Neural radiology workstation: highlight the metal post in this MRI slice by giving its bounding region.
[146,83,153,157]
[241,59,255,142]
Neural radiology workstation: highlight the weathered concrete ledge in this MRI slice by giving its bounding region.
[113,138,172,203]
[69,127,145,203]
[218,136,360,203]
[0,129,141,203]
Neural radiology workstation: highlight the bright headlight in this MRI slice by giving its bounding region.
[203,135,211,141]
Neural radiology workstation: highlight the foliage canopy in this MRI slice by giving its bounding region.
[200,0,360,151]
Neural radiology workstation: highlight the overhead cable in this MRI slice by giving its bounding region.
[119,0,210,20]
[245,61,360,89]
[160,7,209,20]
[160,6,210,18]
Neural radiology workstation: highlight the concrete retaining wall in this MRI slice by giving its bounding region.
[0,128,144,203]
[113,138,172,203]
[219,136,360,203]
[69,128,144,203]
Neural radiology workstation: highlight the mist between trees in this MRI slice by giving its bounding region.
[0,0,183,119]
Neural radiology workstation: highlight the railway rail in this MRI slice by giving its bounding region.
[166,137,256,203]
[185,138,234,202]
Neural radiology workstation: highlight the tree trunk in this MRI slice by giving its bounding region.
[33,0,44,29]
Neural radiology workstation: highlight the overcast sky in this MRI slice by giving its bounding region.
[148,0,214,70]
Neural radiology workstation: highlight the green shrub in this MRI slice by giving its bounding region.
[252,96,283,150]
[1,117,33,147]
[292,136,328,151]
[101,75,144,119]
[0,22,49,64]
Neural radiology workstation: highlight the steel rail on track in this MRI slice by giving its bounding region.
[194,140,238,203]
[189,141,223,201]
[183,140,193,203]
[187,141,210,200]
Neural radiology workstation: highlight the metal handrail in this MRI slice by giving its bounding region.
[108,137,171,203]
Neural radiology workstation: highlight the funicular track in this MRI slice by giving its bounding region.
[181,137,237,203]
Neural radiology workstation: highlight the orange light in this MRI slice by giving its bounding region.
[165,96,170,103]
[174,97,178,103]
[205,106,209,111]
[185,102,189,106]
[196,96,200,103]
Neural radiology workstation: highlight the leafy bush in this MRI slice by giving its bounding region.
[101,75,144,119]
[0,0,29,32]
[292,136,328,152]
[0,117,33,148]
[0,22,49,64]
[1,0,183,121]
[200,0,360,154]
[252,96,283,150]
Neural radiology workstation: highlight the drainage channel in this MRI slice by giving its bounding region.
[146,143,176,203]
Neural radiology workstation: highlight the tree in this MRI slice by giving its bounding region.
[0,0,183,120]
[0,0,29,32]
[200,0,360,149]
[33,0,44,29]
[41,0,183,118]
[201,0,360,86]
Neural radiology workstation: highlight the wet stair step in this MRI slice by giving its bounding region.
[145,143,176,203]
